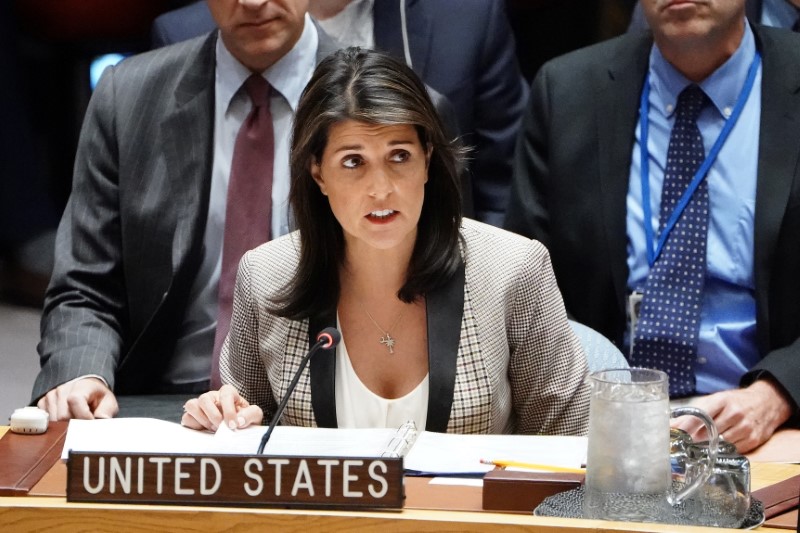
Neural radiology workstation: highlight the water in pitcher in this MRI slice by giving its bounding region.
[585,382,671,521]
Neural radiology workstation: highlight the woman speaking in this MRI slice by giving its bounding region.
[183,48,589,436]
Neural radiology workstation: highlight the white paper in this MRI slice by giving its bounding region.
[257,426,397,456]
[404,432,587,475]
[210,424,398,456]
[62,418,588,478]
[61,418,218,459]
[62,418,397,459]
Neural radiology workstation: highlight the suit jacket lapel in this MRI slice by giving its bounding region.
[425,260,465,432]
[752,25,800,351]
[373,0,432,76]
[117,34,216,390]
[597,34,652,316]
[161,33,216,280]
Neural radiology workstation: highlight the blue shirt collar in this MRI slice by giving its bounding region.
[648,23,757,120]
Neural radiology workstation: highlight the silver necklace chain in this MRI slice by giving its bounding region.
[360,303,406,354]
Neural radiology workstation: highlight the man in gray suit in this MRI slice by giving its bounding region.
[506,0,800,451]
[33,0,340,420]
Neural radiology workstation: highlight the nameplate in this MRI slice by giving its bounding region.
[67,452,404,509]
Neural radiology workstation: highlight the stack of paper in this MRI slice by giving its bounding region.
[61,418,587,476]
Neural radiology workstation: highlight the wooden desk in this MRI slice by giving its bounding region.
[1,426,798,532]
[748,430,800,464]
[0,491,783,533]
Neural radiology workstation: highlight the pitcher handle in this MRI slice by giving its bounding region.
[668,406,718,506]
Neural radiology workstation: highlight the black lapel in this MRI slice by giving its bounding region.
[752,25,800,351]
[307,256,464,432]
[596,34,652,317]
[310,309,338,428]
[373,0,432,76]
[424,260,465,432]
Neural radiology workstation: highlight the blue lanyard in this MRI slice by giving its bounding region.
[638,52,761,267]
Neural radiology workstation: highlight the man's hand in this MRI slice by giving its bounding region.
[37,377,119,421]
[182,384,263,432]
[672,379,793,453]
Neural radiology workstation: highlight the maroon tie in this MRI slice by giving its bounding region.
[211,75,274,388]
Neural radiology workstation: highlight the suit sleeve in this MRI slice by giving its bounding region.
[508,241,590,436]
[32,66,127,401]
[503,63,554,249]
[743,340,800,417]
[469,0,529,227]
[220,252,277,419]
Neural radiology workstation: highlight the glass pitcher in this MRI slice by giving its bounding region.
[583,368,718,523]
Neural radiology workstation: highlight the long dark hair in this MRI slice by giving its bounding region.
[271,47,464,321]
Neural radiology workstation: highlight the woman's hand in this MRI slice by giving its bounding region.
[181,384,263,432]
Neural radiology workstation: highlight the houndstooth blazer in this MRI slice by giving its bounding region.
[220,219,590,435]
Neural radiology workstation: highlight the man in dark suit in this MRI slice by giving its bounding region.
[151,0,528,227]
[32,0,341,420]
[505,0,800,452]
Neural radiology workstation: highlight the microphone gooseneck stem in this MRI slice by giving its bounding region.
[256,338,325,455]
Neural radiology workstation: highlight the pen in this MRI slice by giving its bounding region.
[480,459,586,474]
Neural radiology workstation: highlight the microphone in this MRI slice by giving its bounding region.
[256,327,341,454]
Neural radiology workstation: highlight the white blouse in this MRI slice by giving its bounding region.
[334,332,429,430]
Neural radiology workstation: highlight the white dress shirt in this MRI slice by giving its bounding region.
[316,0,375,48]
[165,16,320,386]
[335,319,429,430]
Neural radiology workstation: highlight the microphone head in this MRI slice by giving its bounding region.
[317,327,342,349]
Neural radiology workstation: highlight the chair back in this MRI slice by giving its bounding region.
[569,319,628,372]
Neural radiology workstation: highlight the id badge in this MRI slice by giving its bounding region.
[628,291,643,356]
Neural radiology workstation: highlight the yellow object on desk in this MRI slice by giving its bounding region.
[480,459,586,474]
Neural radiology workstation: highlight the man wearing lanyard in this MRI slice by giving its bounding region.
[505,0,800,452]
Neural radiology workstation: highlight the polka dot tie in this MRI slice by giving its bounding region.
[630,85,710,397]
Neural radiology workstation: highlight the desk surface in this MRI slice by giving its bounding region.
[1,427,798,533]
[0,491,784,533]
